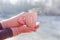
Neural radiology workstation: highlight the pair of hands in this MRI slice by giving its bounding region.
[1,12,39,35]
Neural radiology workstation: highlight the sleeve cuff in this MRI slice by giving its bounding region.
[0,28,13,39]
[5,28,13,37]
[0,23,3,30]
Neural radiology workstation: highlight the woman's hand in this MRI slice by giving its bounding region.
[1,12,37,29]
[11,22,39,36]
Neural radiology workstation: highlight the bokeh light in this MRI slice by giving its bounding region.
[9,0,18,5]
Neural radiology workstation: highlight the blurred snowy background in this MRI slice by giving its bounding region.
[0,0,60,40]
